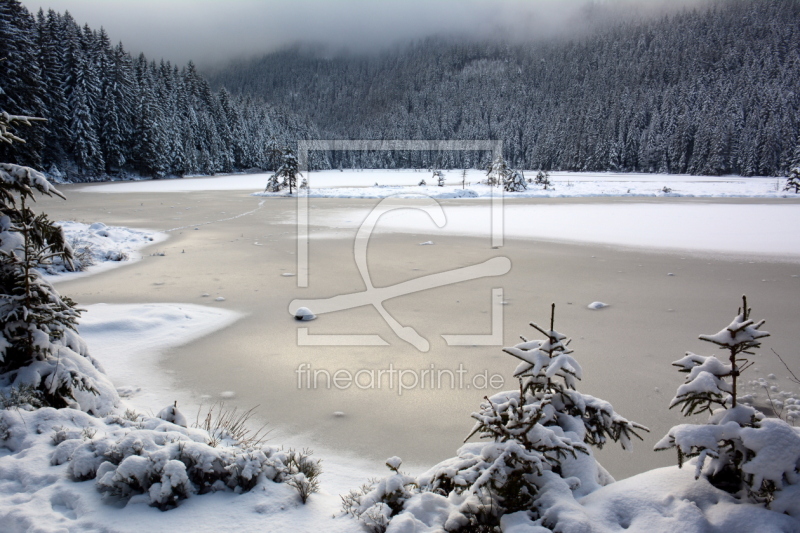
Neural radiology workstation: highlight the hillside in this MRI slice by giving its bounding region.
[208,0,800,176]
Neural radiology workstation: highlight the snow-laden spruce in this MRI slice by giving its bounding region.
[0,115,118,414]
[264,147,301,194]
[786,166,800,194]
[343,304,647,532]
[655,296,800,509]
[504,169,527,193]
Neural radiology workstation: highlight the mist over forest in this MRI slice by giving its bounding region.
[207,0,800,176]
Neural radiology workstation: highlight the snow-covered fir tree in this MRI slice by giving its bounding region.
[0,109,117,412]
[265,147,301,194]
[655,296,800,506]
[344,304,647,531]
[433,169,445,187]
[785,166,800,194]
[486,155,510,187]
[534,170,551,190]
[504,169,527,192]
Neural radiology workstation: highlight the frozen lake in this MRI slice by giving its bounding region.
[40,172,800,480]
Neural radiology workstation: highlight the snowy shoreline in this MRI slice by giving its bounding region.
[75,169,797,198]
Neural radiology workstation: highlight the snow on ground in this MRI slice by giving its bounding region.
[77,303,242,415]
[3,176,798,531]
[80,169,794,198]
[0,303,372,532]
[42,221,166,283]
[307,203,800,260]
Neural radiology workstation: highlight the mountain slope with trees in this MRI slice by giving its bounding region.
[208,0,800,176]
[0,0,321,181]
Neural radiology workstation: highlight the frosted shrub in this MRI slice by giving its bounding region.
[282,448,322,504]
[503,169,527,192]
[534,170,551,190]
[655,296,800,507]
[48,404,301,510]
[342,457,417,532]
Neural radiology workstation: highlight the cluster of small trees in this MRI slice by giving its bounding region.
[344,298,800,531]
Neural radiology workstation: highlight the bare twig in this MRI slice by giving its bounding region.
[771,348,800,385]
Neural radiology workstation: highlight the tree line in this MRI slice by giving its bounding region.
[0,0,321,181]
[210,0,800,176]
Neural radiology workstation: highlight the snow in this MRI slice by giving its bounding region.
[1,314,797,531]
[310,202,800,259]
[80,169,794,198]
[588,302,609,310]
[42,221,166,283]
[3,182,799,530]
[294,307,317,321]
[76,303,241,415]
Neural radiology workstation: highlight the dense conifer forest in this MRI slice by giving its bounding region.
[209,0,800,176]
[2,0,800,180]
[0,0,320,181]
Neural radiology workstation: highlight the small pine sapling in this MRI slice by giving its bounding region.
[534,170,551,190]
[656,296,800,505]
[418,304,646,530]
[433,169,445,187]
[784,167,800,194]
[486,155,510,188]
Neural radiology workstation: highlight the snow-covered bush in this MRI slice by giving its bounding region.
[0,112,118,414]
[344,304,646,531]
[157,401,188,427]
[503,169,527,192]
[655,296,800,505]
[433,170,445,187]
[38,403,318,510]
[283,448,322,504]
[342,457,418,532]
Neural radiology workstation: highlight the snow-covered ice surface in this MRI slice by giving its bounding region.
[76,303,242,414]
[42,221,166,283]
[306,202,800,260]
[80,169,794,198]
[3,172,798,531]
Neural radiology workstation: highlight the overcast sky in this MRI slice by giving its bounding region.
[21,0,710,68]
